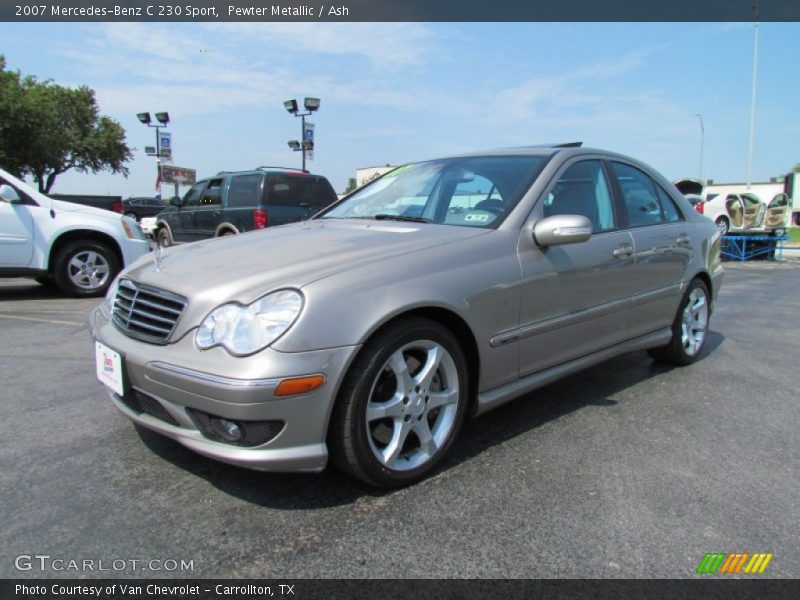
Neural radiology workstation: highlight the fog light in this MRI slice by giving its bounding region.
[210,418,243,442]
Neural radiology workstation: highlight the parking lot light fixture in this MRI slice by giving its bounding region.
[283,97,320,171]
[138,110,171,191]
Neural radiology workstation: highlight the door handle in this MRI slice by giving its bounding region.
[613,244,633,258]
[676,233,690,246]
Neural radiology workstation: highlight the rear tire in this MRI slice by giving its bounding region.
[52,240,120,297]
[124,211,139,222]
[329,317,469,487]
[648,279,710,365]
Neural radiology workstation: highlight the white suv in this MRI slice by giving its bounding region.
[0,168,150,296]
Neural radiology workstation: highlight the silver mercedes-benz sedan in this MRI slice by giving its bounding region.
[90,144,723,487]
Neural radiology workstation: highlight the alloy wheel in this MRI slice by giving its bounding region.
[365,340,460,471]
[681,287,708,357]
[67,250,110,291]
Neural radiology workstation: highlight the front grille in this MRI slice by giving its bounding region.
[116,390,180,427]
[112,279,187,344]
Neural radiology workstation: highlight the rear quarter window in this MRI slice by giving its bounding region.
[265,175,337,209]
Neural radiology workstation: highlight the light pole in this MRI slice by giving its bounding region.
[137,111,170,193]
[696,113,704,181]
[746,9,759,190]
[284,97,320,171]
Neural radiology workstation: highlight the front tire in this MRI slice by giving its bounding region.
[648,279,710,365]
[156,227,173,248]
[329,317,469,487]
[52,240,120,297]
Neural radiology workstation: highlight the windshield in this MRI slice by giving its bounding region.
[320,155,548,228]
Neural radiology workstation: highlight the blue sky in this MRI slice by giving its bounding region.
[2,22,799,196]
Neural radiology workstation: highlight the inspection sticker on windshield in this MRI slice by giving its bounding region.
[465,213,490,222]
[95,341,124,396]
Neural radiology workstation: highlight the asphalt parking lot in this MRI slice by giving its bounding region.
[0,261,798,579]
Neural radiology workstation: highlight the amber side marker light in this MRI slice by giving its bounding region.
[275,375,326,397]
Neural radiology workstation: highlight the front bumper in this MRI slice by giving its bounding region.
[89,305,360,472]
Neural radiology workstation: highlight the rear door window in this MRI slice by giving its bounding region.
[655,185,684,222]
[611,162,673,227]
[227,174,263,208]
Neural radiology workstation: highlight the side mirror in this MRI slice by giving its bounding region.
[534,214,593,247]
[170,196,182,207]
[0,184,22,204]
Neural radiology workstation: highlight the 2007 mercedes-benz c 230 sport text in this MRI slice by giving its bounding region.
[90,144,723,487]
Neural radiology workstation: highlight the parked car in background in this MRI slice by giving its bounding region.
[122,196,170,221]
[139,217,158,238]
[154,167,338,247]
[696,191,789,236]
[1,167,149,296]
[49,193,123,214]
[91,144,723,487]
[674,178,790,236]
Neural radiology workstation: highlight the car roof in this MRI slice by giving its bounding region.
[433,143,640,163]
[196,168,328,183]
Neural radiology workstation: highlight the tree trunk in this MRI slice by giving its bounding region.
[44,172,58,194]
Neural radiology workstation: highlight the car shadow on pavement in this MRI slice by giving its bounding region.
[0,280,66,300]
[136,331,724,510]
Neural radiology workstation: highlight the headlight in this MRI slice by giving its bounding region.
[121,216,147,240]
[195,289,303,356]
[104,277,120,313]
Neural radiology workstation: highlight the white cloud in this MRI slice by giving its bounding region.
[206,22,439,69]
[54,22,443,119]
[337,127,416,139]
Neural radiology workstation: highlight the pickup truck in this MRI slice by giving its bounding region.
[0,168,149,296]
[48,193,123,214]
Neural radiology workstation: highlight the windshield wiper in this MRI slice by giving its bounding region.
[373,214,432,223]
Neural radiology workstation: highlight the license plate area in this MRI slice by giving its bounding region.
[95,341,125,396]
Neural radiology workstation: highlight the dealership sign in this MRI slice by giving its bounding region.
[159,165,196,185]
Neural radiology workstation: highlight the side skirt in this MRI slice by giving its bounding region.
[475,328,672,416]
[0,267,48,278]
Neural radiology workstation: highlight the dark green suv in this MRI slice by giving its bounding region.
[154,167,338,246]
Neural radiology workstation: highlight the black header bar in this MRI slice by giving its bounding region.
[3,579,800,600]
[2,0,800,22]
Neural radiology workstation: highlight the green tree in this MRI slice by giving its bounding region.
[0,56,132,193]
[343,177,357,194]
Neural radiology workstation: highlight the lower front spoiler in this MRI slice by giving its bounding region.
[108,389,328,473]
